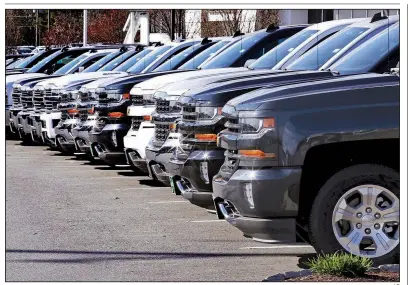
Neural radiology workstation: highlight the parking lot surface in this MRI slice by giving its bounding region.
[6,140,315,281]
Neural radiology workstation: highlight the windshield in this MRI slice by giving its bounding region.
[113,49,152,72]
[249,29,318,70]
[14,52,43,68]
[154,43,215,72]
[96,50,136,72]
[330,24,399,75]
[201,31,284,69]
[7,59,24,68]
[200,33,267,69]
[127,45,172,74]
[83,51,121,72]
[53,54,89,75]
[26,50,63,73]
[286,27,369,71]
[178,40,230,70]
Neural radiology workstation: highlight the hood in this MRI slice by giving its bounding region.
[98,70,189,90]
[18,76,62,89]
[6,73,47,84]
[227,73,400,112]
[163,69,289,99]
[6,73,49,99]
[38,71,128,88]
[178,71,334,106]
[81,76,126,90]
[136,67,247,90]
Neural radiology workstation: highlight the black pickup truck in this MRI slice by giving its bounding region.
[213,70,399,264]
[168,21,400,210]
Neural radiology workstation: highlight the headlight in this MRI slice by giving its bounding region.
[12,83,22,89]
[51,88,61,95]
[196,106,221,121]
[238,117,275,133]
[106,90,123,101]
[69,90,79,100]
[239,118,263,133]
[130,87,154,101]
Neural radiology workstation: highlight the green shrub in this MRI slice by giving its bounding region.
[307,252,373,277]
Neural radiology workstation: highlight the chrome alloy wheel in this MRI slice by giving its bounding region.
[332,184,399,258]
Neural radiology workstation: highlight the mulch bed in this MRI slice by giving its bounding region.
[286,272,399,282]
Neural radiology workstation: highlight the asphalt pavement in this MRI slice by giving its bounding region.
[6,139,316,281]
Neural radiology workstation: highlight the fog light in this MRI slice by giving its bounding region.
[200,161,209,184]
[243,183,254,209]
[111,131,117,147]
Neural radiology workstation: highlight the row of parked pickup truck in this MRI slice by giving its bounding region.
[6,13,400,265]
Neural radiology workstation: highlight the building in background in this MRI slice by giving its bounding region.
[186,9,399,38]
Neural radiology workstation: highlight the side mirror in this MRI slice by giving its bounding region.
[78,66,85,73]
[244,59,256,68]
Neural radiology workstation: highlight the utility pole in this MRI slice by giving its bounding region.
[171,9,175,41]
[47,9,50,31]
[35,9,39,46]
[83,9,87,46]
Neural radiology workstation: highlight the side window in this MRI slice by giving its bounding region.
[46,54,75,74]
[372,48,400,74]
[54,55,75,70]
[78,55,104,71]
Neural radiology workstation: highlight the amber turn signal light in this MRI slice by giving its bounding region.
[263,117,275,128]
[195,134,217,141]
[67,109,78,114]
[108,112,125,118]
[239,150,276,158]
[122,93,130,99]
[169,123,177,130]
[143,115,152,121]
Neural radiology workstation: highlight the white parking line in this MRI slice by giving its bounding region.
[190,220,226,223]
[148,201,188,204]
[116,187,169,191]
[240,245,313,250]
[116,187,170,191]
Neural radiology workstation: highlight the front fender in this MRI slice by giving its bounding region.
[279,103,399,166]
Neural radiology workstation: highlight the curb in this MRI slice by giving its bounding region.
[262,264,400,282]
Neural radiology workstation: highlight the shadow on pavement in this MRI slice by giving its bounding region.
[138,179,166,187]
[116,171,145,177]
[6,249,311,264]
[94,166,131,171]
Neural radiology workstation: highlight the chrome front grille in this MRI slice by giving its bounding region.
[131,95,143,106]
[79,91,96,102]
[131,116,143,131]
[222,150,239,174]
[44,95,61,111]
[155,124,170,141]
[11,87,22,106]
[181,105,197,121]
[33,89,44,109]
[156,98,170,113]
[21,90,34,108]
[226,117,240,133]
[78,110,88,121]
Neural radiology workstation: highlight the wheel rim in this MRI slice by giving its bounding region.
[332,184,399,258]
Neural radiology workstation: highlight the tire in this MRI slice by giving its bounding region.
[309,164,400,264]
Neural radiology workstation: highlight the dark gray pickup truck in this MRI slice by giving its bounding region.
[213,70,400,264]
[169,20,399,211]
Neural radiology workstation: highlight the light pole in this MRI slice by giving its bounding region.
[83,10,88,46]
